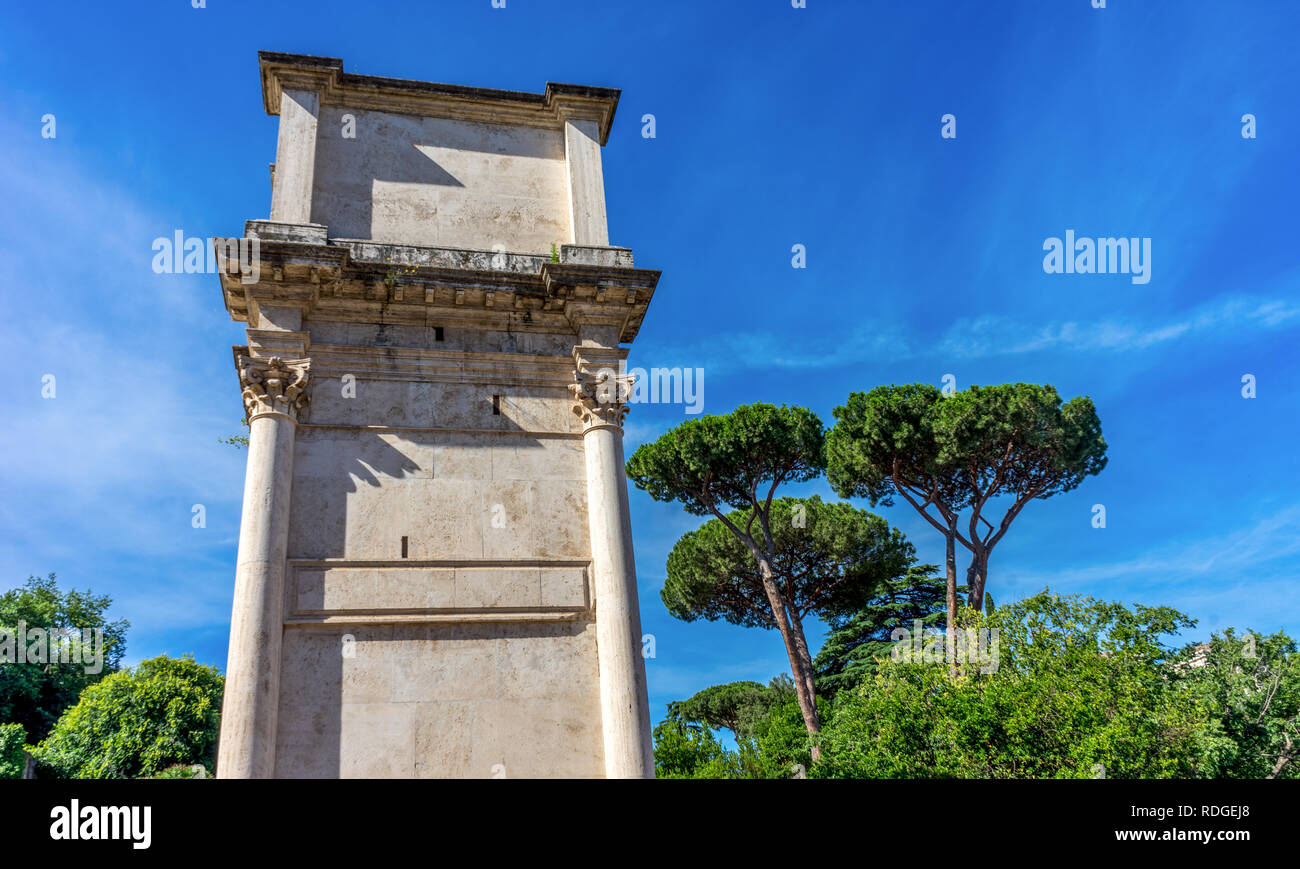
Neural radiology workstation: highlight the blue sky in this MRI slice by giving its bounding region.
[2,0,1297,733]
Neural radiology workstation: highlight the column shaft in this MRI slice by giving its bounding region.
[583,424,654,778]
[217,411,297,778]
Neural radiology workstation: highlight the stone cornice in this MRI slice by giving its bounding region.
[258,51,619,144]
[216,235,660,343]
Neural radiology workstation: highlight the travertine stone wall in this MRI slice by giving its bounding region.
[274,621,605,778]
[311,107,572,253]
[272,335,602,778]
[288,430,591,562]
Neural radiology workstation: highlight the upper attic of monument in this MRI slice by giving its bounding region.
[260,51,619,253]
[217,53,658,346]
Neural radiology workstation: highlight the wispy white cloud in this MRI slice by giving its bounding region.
[639,293,1300,376]
[1009,503,1300,590]
[635,326,911,377]
[940,295,1300,359]
[997,502,1300,635]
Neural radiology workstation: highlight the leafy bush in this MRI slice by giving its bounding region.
[653,692,825,779]
[0,722,27,778]
[746,696,823,778]
[815,593,1207,778]
[653,717,732,779]
[1171,628,1299,779]
[147,763,210,779]
[35,655,223,779]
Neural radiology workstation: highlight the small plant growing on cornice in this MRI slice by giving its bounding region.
[383,256,416,288]
[220,417,250,449]
[550,243,559,263]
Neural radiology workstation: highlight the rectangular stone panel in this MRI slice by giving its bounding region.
[307,378,577,431]
[288,563,589,620]
[288,430,590,562]
[274,621,604,778]
[295,566,456,612]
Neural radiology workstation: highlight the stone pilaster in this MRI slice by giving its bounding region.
[269,87,320,224]
[571,349,654,778]
[217,354,310,778]
[562,113,610,247]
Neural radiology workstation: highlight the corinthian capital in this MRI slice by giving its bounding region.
[238,355,311,420]
[570,367,632,432]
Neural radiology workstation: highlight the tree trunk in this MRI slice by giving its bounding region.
[1268,732,1293,779]
[965,548,989,612]
[755,558,821,760]
[785,607,819,714]
[944,527,958,677]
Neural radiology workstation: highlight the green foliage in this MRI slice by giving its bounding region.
[826,382,953,506]
[35,655,224,779]
[652,715,757,779]
[668,675,793,741]
[749,696,821,777]
[626,402,825,517]
[653,684,820,779]
[662,495,913,628]
[147,763,210,779]
[0,722,27,778]
[827,381,1108,512]
[653,688,825,779]
[827,383,1107,609]
[655,596,1293,780]
[816,592,1206,778]
[0,573,129,742]
[933,383,1107,499]
[814,564,958,694]
[220,417,250,448]
[668,681,766,740]
[1171,628,1299,779]
[628,403,839,737]
[383,256,416,288]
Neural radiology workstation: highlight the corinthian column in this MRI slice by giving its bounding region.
[217,354,310,779]
[571,353,654,778]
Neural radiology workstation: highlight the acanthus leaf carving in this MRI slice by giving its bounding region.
[238,355,312,420]
[570,367,633,431]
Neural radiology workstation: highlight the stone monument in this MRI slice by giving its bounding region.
[213,52,657,778]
